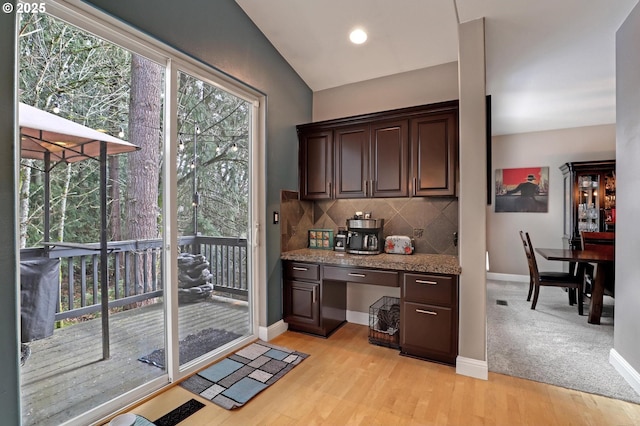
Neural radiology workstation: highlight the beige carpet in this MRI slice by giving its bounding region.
[487,280,640,404]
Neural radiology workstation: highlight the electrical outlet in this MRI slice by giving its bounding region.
[291,225,297,236]
[413,228,424,238]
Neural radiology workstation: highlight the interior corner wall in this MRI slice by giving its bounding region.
[82,0,313,326]
[312,62,459,121]
[457,17,487,364]
[488,125,615,276]
[615,1,640,374]
[0,2,20,423]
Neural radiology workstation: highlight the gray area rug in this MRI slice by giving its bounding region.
[180,340,308,410]
[487,280,640,404]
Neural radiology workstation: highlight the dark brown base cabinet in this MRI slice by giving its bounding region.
[283,260,459,365]
[283,261,346,337]
[400,273,459,365]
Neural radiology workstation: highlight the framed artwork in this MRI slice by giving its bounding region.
[495,166,549,213]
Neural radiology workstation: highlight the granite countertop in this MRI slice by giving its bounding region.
[281,248,461,275]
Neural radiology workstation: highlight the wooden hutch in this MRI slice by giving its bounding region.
[560,160,616,249]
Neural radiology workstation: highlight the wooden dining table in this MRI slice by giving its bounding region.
[536,246,614,324]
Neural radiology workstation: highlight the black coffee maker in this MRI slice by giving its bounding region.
[346,216,384,255]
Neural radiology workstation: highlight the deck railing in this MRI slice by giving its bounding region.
[20,235,248,322]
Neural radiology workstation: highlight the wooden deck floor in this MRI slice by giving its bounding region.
[20,297,249,426]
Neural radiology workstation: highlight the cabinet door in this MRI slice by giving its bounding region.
[401,301,455,360]
[410,112,457,196]
[335,125,369,198]
[299,129,333,200]
[283,279,320,327]
[370,119,409,197]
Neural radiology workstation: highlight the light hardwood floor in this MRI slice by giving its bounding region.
[112,323,640,425]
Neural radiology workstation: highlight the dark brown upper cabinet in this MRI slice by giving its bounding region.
[370,119,410,198]
[297,100,458,200]
[334,120,409,198]
[299,129,333,200]
[334,124,369,198]
[410,111,457,196]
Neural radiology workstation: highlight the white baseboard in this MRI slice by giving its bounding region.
[259,320,288,341]
[351,311,489,381]
[346,310,369,326]
[456,356,488,380]
[609,348,640,397]
[487,272,529,283]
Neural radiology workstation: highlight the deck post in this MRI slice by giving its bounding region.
[100,142,110,359]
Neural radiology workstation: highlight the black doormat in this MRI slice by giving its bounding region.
[138,328,241,369]
[153,399,205,426]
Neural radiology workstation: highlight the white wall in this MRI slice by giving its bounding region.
[312,62,459,122]
[488,124,615,276]
[457,18,489,369]
[615,1,640,377]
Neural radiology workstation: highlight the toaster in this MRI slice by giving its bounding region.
[384,235,414,255]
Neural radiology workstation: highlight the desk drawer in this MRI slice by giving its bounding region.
[403,273,455,305]
[323,266,399,287]
[283,261,320,281]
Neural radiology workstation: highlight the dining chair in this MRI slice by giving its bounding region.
[580,231,615,297]
[519,231,583,315]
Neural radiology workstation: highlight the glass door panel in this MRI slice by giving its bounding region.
[19,13,167,425]
[175,70,251,369]
[577,174,600,232]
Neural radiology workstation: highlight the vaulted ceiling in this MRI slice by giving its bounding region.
[235,0,638,135]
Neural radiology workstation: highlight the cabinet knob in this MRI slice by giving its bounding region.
[416,309,437,316]
[348,273,366,278]
[415,279,437,285]
[292,267,308,271]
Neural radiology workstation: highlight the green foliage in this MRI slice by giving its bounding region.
[19,13,132,246]
[19,13,250,248]
[176,72,250,238]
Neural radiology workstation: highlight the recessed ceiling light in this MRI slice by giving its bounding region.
[349,28,367,45]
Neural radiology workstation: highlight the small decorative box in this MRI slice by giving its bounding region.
[308,229,334,250]
[384,235,414,255]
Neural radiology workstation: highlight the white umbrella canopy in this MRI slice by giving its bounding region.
[18,102,139,360]
[19,102,139,162]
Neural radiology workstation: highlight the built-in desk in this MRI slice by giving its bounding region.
[281,249,461,365]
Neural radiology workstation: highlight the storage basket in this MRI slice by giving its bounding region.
[368,296,400,349]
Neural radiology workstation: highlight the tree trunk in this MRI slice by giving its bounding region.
[109,156,122,242]
[57,163,72,242]
[125,55,163,297]
[19,161,33,249]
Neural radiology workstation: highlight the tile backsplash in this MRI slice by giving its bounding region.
[280,190,458,255]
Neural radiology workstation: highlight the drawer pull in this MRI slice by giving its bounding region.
[348,273,366,278]
[416,309,437,316]
[292,267,309,271]
[415,279,438,285]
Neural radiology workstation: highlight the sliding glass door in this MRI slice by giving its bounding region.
[17,7,260,425]
[18,13,168,425]
[173,69,252,370]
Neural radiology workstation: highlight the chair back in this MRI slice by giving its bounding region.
[580,231,615,250]
[519,231,540,282]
